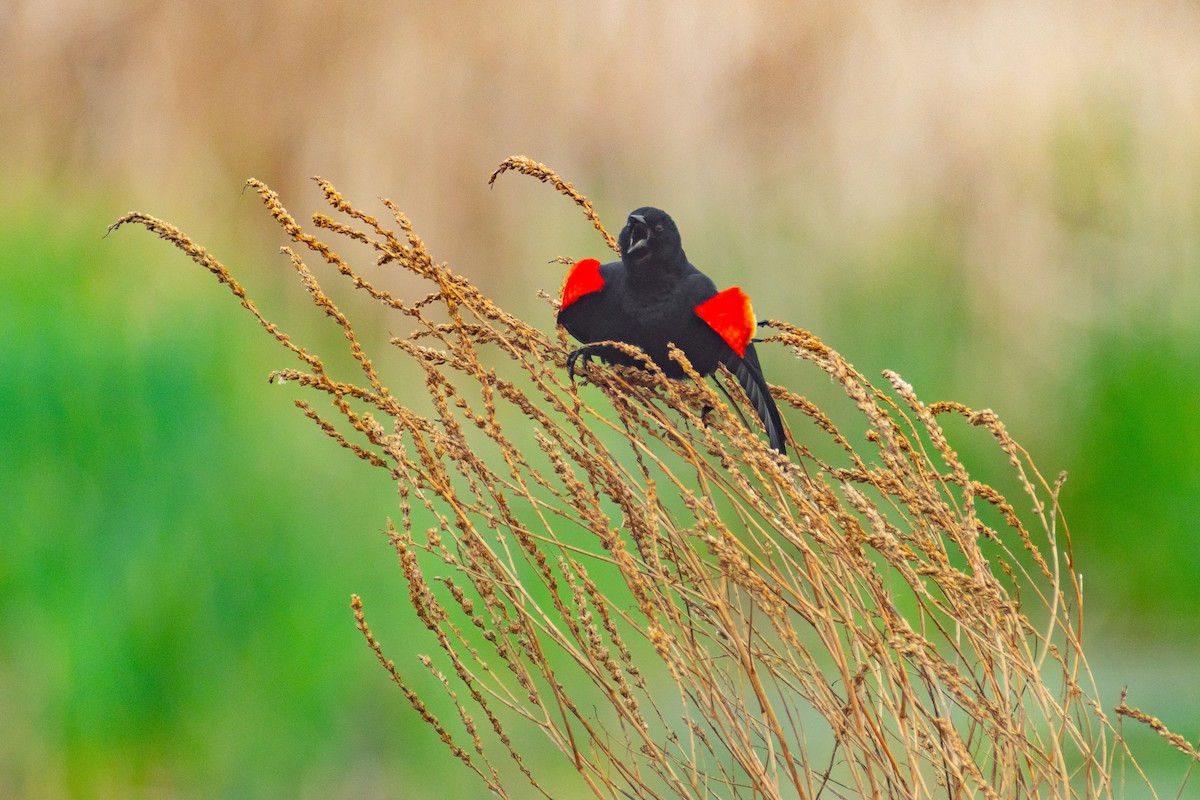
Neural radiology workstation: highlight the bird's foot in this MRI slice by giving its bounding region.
[566,345,601,381]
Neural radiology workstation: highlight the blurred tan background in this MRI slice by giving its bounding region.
[4,2,1199,797]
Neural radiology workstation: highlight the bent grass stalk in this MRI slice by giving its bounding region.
[110,158,1190,799]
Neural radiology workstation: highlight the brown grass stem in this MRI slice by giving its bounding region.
[108,159,1187,799]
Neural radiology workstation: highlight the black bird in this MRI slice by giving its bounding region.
[556,207,786,454]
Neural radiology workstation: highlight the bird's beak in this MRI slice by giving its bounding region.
[626,214,650,255]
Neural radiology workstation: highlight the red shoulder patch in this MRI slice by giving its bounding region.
[695,287,755,357]
[559,258,604,311]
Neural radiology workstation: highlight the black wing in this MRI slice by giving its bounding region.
[721,344,787,455]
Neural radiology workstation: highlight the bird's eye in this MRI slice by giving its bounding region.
[655,224,664,232]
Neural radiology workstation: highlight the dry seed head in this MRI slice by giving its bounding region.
[109,161,1183,800]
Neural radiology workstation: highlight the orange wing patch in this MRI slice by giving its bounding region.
[695,287,755,357]
[559,258,604,311]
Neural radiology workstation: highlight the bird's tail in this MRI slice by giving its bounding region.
[722,345,787,455]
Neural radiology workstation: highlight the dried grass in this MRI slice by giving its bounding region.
[110,158,1187,799]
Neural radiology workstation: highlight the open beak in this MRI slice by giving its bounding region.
[626,214,650,255]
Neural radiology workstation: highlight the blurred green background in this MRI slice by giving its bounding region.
[3,2,1198,797]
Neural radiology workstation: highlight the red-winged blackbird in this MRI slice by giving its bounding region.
[557,207,787,455]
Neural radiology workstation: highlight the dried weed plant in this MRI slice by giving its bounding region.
[109,156,1192,799]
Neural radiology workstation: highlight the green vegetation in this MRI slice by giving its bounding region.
[2,184,1196,794]
[0,206,472,796]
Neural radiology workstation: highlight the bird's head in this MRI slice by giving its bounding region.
[619,207,682,266]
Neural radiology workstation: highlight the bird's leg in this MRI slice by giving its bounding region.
[566,345,602,381]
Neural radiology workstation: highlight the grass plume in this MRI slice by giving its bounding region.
[109,159,1189,798]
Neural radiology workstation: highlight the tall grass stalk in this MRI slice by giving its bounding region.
[110,157,1192,799]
